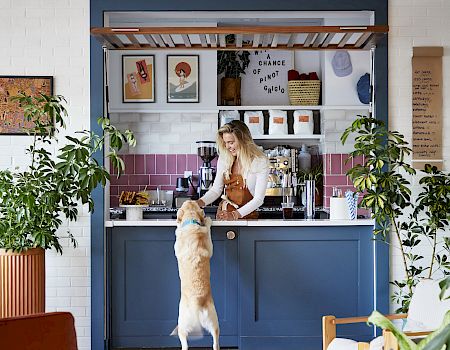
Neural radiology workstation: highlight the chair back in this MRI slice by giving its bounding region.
[0,312,78,350]
[405,278,450,331]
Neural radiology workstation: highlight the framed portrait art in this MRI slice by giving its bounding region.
[167,55,199,103]
[0,75,53,135]
[122,55,155,103]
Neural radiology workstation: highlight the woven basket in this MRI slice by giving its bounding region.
[288,80,321,105]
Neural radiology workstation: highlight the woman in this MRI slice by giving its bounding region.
[197,120,269,220]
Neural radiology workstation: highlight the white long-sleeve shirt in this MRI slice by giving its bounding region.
[200,156,269,217]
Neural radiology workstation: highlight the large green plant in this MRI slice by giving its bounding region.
[0,94,136,253]
[217,35,250,78]
[341,115,450,313]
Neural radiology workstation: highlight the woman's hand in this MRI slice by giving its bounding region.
[217,210,242,221]
[196,199,206,208]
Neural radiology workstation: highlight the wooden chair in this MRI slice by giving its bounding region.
[0,312,78,350]
[323,313,408,350]
[322,279,449,350]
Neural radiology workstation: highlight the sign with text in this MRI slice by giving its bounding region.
[412,47,443,170]
[241,50,292,105]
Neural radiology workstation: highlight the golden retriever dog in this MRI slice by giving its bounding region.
[172,200,220,350]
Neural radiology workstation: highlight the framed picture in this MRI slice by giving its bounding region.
[122,55,155,103]
[0,75,53,135]
[167,55,199,103]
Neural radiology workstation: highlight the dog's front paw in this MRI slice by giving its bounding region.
[204,216,212,227]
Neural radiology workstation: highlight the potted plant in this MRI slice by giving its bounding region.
[217,35,250,105]
[341,115,450,313]
[0,93,135,317]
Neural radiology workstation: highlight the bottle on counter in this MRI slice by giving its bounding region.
[298,144,311,171]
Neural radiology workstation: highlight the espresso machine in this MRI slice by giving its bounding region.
[196,141,217,198]
[264,146,298,205]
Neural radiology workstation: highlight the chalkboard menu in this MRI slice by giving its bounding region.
[241,50,292,106]
[412,47,443,169]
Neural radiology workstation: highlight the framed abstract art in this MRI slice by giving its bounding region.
[0,75,53,135]
[167,55,199,103]
[122,55,155,103]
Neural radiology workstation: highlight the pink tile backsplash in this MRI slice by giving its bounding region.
[135,155,145,174]
[110,153,367,218]
[323,153,366,216]
[145,154,156,174]
[156,154,167,174]
[167,155,177,174]
[176,154,187,174]
[330,154,342,175]
[110,153,200,206]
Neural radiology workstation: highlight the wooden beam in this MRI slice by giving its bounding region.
[312,33,327,48]
[321,33,335,48]
[153,34,166,48]
[337,32,353,48]
[303,33,315,47]
[91,25,389,35]
[219,34,226,48]
[161,34,175,47]
[181,34,191,47]
[252,34,261,48]
[271,33,279,48]
[287,33,297,48]
[143,34,157,47]
[125,33,140,48]
[199,34,207,48]
[354,32,372,48]
[236,34,243,48]
[209,34,217,48]
[100,34,124,48]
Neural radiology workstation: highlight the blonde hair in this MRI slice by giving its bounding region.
[216,120,266,182]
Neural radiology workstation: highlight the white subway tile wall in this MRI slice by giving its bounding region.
[389,0,450,312]
[1,1,91,349]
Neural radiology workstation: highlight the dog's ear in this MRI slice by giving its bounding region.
[176,208,184,223]
[199,207,206,224]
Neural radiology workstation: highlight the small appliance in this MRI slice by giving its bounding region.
[196,141,217,198]
[174,176,196,208]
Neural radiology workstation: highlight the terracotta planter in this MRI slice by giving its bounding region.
[220,77,241,105]
[0,247,45,318]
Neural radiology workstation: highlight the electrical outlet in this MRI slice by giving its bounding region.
[184,171,193,178]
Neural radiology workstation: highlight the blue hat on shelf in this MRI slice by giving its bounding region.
[331,51,352,77]
[357,73,370,104]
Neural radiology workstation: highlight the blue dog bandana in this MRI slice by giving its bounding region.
[181,219,202,228]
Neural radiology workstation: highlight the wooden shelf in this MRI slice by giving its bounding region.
[218,105,370,111]
[91,25,388,51]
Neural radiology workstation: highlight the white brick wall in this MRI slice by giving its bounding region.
[110,112,218,154]
[1,1,91,348]
[389,0,450,312]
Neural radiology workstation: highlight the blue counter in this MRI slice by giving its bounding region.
[106,219,386,350]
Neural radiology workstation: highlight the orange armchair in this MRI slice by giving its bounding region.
[0,312,77,350]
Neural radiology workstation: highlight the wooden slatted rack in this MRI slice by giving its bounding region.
[91,25,388,50]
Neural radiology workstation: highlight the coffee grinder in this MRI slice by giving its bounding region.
[196,141,217,198]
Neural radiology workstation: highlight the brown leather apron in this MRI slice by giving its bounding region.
[216,172,258,220]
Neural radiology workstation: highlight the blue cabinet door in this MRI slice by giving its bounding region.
[109,226,238,348]
[238,226,376,350]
